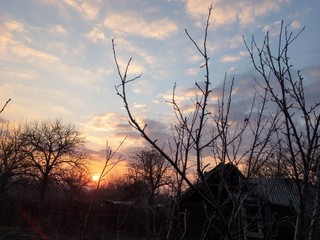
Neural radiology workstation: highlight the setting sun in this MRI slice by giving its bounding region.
[92,174,100,182]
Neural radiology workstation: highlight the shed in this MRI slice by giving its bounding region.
[178,163,305,240]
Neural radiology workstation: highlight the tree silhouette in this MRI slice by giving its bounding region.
[21,119,88,201]
[128,148,171,206]
[112,5,279,239]
[244,21,319,240]
[0,122,27,195]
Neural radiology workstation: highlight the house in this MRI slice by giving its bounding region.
[178,163,312,240]
[178,163,245,239]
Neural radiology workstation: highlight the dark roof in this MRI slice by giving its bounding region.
[180,163,315,214]
[204,162,244,180]
[181,163,245,201]
[249,178,314,213]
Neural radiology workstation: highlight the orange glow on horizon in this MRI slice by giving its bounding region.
[91,174,100,182]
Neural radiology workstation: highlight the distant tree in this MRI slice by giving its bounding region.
[108,175,145,201]
[128,148,171,206]
[0,122,27,195]
[94,174,123,200]
[20,119,88,201]
[252,150,288,178]
[60,165,90,200]
[128,148,172,239]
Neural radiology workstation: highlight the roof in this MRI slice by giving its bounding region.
[180,163,315,214]
[180,163,245,201]
[249,178,314,213]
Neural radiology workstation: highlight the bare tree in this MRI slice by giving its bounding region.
[128,148,171,206]
[244,21,319,240]
[60,165,90,200]
[112,5,279,240]
[20,119,88,201]
[0,122,27,195]
[127,148,172,239]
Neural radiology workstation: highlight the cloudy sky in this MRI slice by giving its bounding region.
[1,0,320,173]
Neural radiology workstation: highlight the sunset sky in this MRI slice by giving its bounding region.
[1,0,320,174]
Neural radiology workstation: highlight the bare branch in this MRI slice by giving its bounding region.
[0,98,11,114]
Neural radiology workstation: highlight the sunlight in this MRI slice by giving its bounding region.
[91,174,100,182]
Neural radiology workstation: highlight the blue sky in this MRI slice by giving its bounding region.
[1,0,320,171]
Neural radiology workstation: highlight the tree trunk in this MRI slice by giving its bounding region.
[40,175,49,201]
[309,163,320,240]
[294,207,305,240]
[295,181,307,240]
[309,196,318,240]
[0,174,9,194]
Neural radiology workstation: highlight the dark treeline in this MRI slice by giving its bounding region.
[0,175,170,239]
[0,120,175,239]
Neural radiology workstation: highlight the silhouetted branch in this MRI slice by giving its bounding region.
[0,98,11,114]
[82,136,126,240]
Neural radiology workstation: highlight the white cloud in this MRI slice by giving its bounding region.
[51,105,72,115]
[262,21,283,36]
[185,0,290,28]
[104,13,178,40]
[114,38,157,65]
[0,69,34,82]
[97,67,113,78]
[50,24,67,34]
[2,34,105,103]
[190,54,203,63]
[4,20,25,32]
[262,24,271,33]
[238,1,281,26]
[83,112,146,151]
[220,55,241,63]
[64,0,100,20]
[116,58,145,75]
[0,34,11,54]
[85,112,129,132]
[161,92,187,104]
[133,103,147,110]
[40,0,101,20]
[0,20,24,54]
[132,79,156,94]
[291,21,301,29]
[227,66,236,73]
[219,51,248,63]
[86,25,106,43]
[228,35,244,49]
[185,0,213,23]
[0,19,59,64]
[11,42,59,64]
[159,86,195,104]
[186,67,198,76]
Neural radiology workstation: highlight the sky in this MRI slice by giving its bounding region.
[1,0,320,175]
